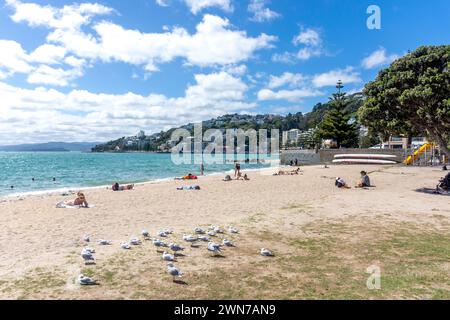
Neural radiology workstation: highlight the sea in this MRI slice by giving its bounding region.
[0,152,275,197]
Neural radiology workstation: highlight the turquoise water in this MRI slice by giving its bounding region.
[0,152,272,197]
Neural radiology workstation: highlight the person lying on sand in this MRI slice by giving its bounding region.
[274,168,301,176]
[112,183,134,191]
[175,173,198,180]
[335,177,351,189]
[65,192,89,207]
[355,171,371,188]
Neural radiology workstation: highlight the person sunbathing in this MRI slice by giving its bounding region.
[175,173,198,180]
[66,192,89,207]
[355,171,371,188]
[112,183,134,191]
[275,168,301,176]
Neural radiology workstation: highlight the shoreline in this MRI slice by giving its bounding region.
[0,165,280,201]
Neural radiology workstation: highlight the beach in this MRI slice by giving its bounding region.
[0,164,449,299]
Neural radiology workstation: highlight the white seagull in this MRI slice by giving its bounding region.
[98,239,111,245]
[141,229,150,239]
[158,230,169,237]
[130,237,141,245]
[152,238,167,251]
[194,227,206,234]
[121,242,131,249]
[222,239,234,247]
[78,274,96,285]
[169,243,184,254]
[162,251,175,261]
[260,248,274,257]
[198,235,210,242]
[81,248,95,264]
[183,234,198,246]
[83,235,90,242]
[228,226,239,234]
[207,230,217,237]
[167,263,183,282]
[207,242,222,256]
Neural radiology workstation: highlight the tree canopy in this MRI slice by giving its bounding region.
[317,81,359,148]
[359,45,450,156]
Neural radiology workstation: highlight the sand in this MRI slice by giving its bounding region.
[0,164,449,299]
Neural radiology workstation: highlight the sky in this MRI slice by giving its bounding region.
[0,0,448,145]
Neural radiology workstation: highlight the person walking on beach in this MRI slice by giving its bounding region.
[200,163,205,176]
[234,161,241,178]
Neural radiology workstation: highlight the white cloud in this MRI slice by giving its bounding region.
[362,47,399,69]
[0,39,33,76]
[7,1,276,72]
[248,0,280,22]
[183,0,233,15]
[268,72,306,89]
[272,27,323,63]
[312,67,362,88]
[6,0,113,30]
[29,44,67,64]
[257,88,323,102]
[155,0,170,7]
[0,72,256,144]
[27,65,83,87]
[222,64,248,76]
[293,28,321,47]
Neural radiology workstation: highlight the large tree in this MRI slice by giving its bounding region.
[359,45,450,156]
[317,81,359,148]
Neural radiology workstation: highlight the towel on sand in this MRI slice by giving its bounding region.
[56,201,94,209]
[177,185,201,191]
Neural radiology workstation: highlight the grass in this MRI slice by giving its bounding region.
[1,216,449,300]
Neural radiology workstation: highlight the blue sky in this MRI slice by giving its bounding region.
[0,0,448,144]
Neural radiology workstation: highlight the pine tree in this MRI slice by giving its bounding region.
[317,81,359,148]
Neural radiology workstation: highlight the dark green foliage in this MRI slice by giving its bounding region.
[359,45,450,156]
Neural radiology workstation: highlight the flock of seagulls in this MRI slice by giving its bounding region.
[77,225,275,286]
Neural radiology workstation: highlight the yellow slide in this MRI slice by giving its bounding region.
[404,143,433,165]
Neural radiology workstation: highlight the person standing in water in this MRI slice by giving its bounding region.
[234,161,241,178]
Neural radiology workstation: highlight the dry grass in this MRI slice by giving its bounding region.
[1,214,449,300]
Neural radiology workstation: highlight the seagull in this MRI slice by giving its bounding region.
[194,227,206,234]
[141,229,150,239]
[130,237,141,245]
[207,230,217,237]
[207,242,222,256]
[228,226,239,234]
[213,226,224,234]
[83,235,90,242]
[169,243,184,254]
[260,248,274,257]
[158,230,169,237]
[152,238,167,251]
[81,248,95,264]
[162,251,175,261]
[198,235,210,242]
[83,247,95,254]
[167,263,183,282]
[78,274,96,285]
[121,242,131,249]
[183,234,198,246]
[222,239,234,247]
[98,239,111,245]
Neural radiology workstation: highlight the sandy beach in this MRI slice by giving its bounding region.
[0,164,449,299]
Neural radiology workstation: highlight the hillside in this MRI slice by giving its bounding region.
[0,142,100,152]
[91,93,364,152]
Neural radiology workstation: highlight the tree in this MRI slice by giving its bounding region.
[359,45,450,157]
[317,81,359,148]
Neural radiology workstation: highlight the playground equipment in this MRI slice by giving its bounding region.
[404,143,434,165]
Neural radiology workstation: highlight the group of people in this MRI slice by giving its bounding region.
[335,171,371,189]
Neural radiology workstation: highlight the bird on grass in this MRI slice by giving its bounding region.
[78,274,96,285]
[167,263,183,282]
[207,242,222,256]
[260,248,274,257]
[162,251,175,261]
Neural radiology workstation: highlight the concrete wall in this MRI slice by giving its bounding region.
[281,148,409,165]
